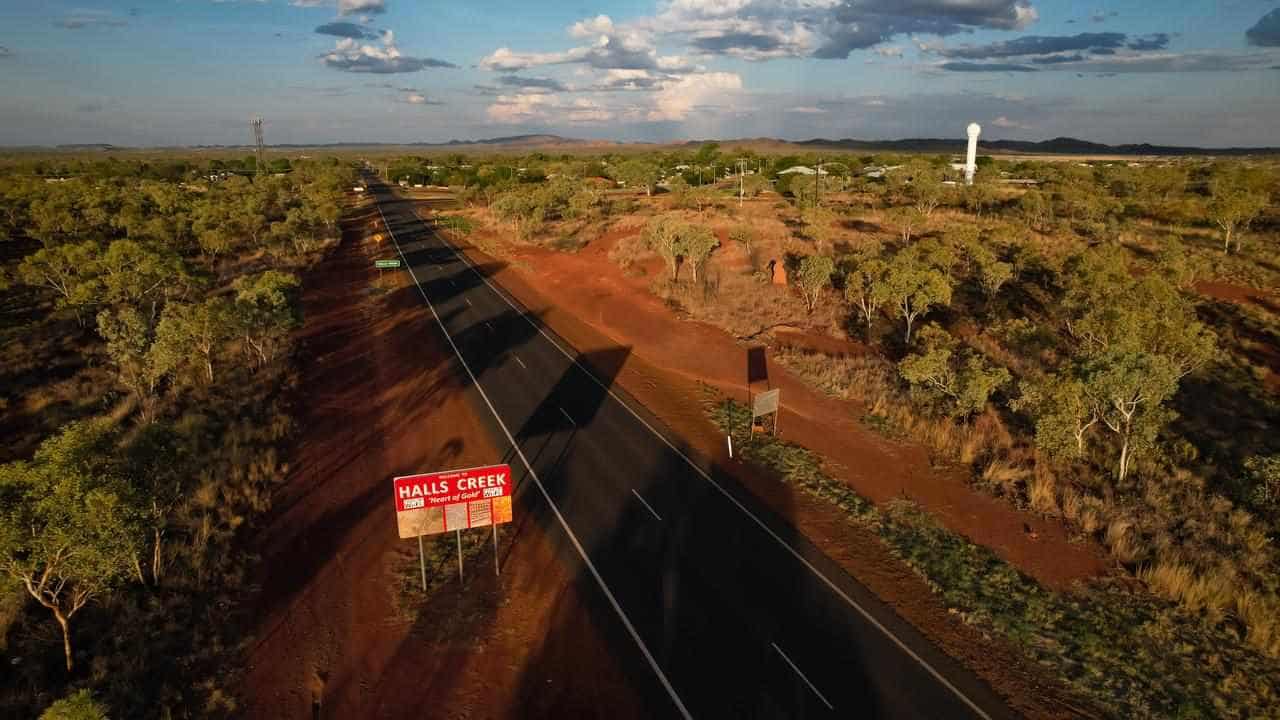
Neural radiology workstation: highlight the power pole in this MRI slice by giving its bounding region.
[815,157,823,208]
[251,116,265,176]
[737,158,747,206]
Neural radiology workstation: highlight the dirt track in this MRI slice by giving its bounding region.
[241,207,647,719]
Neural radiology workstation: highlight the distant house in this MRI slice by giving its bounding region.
[778,165,827,176]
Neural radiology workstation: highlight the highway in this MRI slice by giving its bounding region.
[368,177,1019,720]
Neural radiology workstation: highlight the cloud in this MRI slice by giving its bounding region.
[647,71,741,121]
[935,32,1128,59]
[0,46,11,58]
[54,11,127,29]
[400,92,444,106]
[338,0,385,16]
[497,75,569,91]
[785,106,827,114]
[481,18,694,72]
[76,102,104,113]
[321,32,457,73]
[486,94,614,124]
[940,61,1037,72]
[1090,10,1118,23]
[590,69,668,91]
[938,49,1280,73]
[634,0,1037,61]
[1247,9,1280,47]
[990,115,1027,129]
[1032,53,1084,64]
[1126,33,1170,51]
[291,0,385,14]
[315,22,379,39]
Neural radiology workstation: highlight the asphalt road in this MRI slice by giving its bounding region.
[367,177,1019,720]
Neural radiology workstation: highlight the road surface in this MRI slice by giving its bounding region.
[367,177,1019,720]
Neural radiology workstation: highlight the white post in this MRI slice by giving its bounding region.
[417,535,427,591]
[965,123,981,186]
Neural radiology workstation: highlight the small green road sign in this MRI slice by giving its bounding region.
[375,259,402,269]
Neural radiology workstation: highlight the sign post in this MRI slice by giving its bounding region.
[417,535,427,591]
[751,389,781,438]
[392,463,513,590]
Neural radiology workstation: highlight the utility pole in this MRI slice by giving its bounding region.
[737,158,747,206]
[251,116,265,176]
[815,157,823,208]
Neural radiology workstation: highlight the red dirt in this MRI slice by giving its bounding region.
[241,208,646,719]
[438,214,1108,591]
[1195,281,1280,392]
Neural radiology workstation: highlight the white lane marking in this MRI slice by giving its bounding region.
[485,321,494,332]
[631,489,663,522]
[425,205,994,720]
[377,199,693,720]
[559,407,576,427]
[465,297,473,307]
[513,354,527,370]
[771,642,834,711]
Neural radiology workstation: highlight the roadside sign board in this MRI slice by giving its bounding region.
[375,259,401,269]
[753,389,780,417]
[393,464,513,539]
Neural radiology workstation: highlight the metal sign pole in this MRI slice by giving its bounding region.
[493,523,500,577]
[417,535,427,591]
[456,530,464,583]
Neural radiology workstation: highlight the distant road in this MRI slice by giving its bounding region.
[367,176,1019,720]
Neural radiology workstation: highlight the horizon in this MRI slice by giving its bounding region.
[2,1,1279,147]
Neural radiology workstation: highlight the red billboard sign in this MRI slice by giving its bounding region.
[393,464,513,539]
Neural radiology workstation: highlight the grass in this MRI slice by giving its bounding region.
[706,391,1280,719]
[390,527,499,623]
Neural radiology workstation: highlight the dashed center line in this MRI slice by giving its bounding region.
[559,407,576,427]
[465,297,473,307]
[772,642,834,711]
[631,489,663,521]
[513,355,527,370]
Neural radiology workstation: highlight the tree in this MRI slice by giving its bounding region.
[232,270,300,369]
[1082,350,1180,482]
[152,297,234,384]
[1019,189,1053,232]
[1208,186,1266,254]
[1013,373,1100,459]
[898,325,1010,417]
[843,250,887,335]
[666,175,692,209]
[874,248,952,344]
[615,159,661,196]
[124,424,189,586]
[98,239,185,320]
[886,205,926,244]
[729,224,757,263]
[39,689,110,720]
[0,421,138,672]
[682,225,719,284]
[795,255,835,313]
[803,205,838,250]
[964,240,1013,299]
[96,307,160,421]
[1155,236,1210,290]
[644,216,684,280]
[17,241,102,324]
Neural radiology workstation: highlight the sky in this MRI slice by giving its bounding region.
[1,0,1279,147]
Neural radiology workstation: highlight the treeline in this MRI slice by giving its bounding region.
[0,159,355,717]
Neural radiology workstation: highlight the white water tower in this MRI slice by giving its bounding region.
[965,122,981,185]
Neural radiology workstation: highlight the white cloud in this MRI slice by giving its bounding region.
[290,0,385,14]
[991,115,1027,129]
[321,32,457,73]
[786,106,827,113]
[648,71,742,121]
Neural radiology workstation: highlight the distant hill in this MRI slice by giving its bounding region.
[11,134,1277,155]
[781,136,1279,157]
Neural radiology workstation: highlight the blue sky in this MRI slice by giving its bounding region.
[1,0,1278,147]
